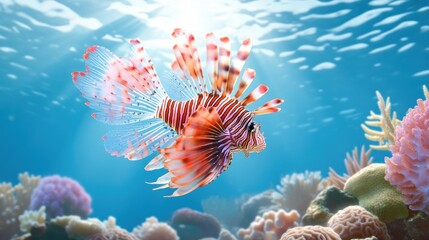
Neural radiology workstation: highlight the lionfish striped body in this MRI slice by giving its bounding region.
[72,28,283,197]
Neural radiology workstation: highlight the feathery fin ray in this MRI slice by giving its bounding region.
[72,40,176,161]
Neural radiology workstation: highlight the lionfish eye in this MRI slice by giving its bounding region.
[248,122,256,132]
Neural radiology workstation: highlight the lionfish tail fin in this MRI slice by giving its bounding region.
[73,40,176,160]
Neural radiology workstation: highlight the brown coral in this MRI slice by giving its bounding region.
[280,225,341,240]
[327,206,390,240]
[302,186,358,226]
[327,146,373,190]
[237,209,300,240]
[0,172,40,240]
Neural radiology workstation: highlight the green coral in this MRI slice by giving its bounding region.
[302,186,358,226]
[344,164,409,223]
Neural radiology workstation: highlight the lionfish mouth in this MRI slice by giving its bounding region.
[244,143,266,158]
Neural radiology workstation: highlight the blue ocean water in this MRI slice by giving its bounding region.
[1,0,428,231]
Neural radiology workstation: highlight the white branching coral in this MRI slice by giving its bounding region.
[361,91,401,150]
[0,172,40,239]
[327,146,373,190]
[19,206,46,233]
[274,171,325,216]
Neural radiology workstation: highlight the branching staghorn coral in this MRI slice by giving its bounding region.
[274,171,325,216]
[0,172,40,239]
[327,146,373,190]
[361,91,401,150]
[19,206,46,233]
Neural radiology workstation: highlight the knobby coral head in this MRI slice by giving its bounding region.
[29,175,92,219]
[385,98,429,214]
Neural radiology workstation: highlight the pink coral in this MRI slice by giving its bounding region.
[237,209,300,240]
[385,98,429,214]
[281,226,341,240]
[327,206,390,240]
[29,175,92,219]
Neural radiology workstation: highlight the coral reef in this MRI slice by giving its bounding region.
[274,171,325,216]
[385,219,410,240]
[0,172,40,240]
[237,209,300,240]
[29,175,92,220]
[405,212,429,239]
[280,225,341,240]
[327,205,390,240]
[171,208,221,240]
[361,91,401,150]
[240,190,280,227]
[55,215,130,240]
[88,228,137,240]
[19,206,46,233]
[302,186,358,226]
[344,164,409,223]
[132,216,178,240]
[327,146,373,190]
[218,228,238,240]
[385,97,429,214]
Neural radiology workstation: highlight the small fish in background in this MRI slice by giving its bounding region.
[72,28,284,197]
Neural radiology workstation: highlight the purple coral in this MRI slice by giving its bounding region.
[29,175,92,219]
[171,208,221,240]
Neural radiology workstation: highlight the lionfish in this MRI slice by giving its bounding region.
[72,29,284,197]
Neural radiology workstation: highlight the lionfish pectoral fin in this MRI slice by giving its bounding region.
[155,106,233,197]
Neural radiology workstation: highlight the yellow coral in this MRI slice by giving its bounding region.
[361,91,401,150]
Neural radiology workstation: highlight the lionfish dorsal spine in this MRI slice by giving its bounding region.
[225,38,252,96]
[206,32,218,92]
[170,28,282,115]
[234,68,255,99]
[171,28,206,95]
[216,37,231,94]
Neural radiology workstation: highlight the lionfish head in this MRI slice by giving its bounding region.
[235,115,266,157]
